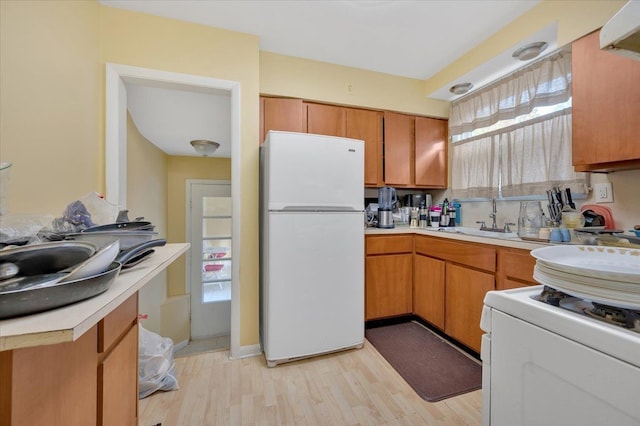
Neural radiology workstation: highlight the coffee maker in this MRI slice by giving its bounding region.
[377,187,397,228]
[403,193,432,210]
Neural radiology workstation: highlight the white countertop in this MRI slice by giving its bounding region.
[365,225,549,251]
[0,243,190,351]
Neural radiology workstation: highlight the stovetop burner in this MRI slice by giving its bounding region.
[586,302,640,331]
[535,286,640,333]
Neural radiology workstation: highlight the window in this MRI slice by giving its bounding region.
[449,50,588,199]
[201,195,232,302]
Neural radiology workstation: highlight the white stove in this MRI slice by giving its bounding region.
[480,285,640,426]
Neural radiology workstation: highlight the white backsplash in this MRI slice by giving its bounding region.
[367,169,639,233]
[443,170,639,233]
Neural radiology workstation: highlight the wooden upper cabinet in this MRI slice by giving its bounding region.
[384,111,414,187]
[306,103,346,137]
[572,30,640,171]
[346,108,383,187]
[415,116,448,188]
[260,97,306,144]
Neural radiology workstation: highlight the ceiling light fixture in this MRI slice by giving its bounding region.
[449,82,474,95]
[512,41,548,61]
[190,139,220,157]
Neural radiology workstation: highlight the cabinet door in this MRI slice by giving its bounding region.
[413,254,445,329]
[98,325,138,426]
[346,108,383,187]
[445,263,494,353]
[0,327,98,426]
[306,103,346,137]
[261,97,306,144]
[572,30,640,171]
[384,112,414,186]
[415,116,447,188]
[365,254,412,320]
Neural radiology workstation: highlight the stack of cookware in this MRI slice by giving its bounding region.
[0,235,166,319]
[0,211,167,319]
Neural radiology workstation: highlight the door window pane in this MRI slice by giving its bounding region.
[203,239,232,260]
[203,196,231,216]
[203,218,232,238]
[203,281,231,303]
[202,259,232,282]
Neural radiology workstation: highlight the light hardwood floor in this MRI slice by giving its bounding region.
[139,340,482,425]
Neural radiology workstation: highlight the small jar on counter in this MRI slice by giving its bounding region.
[429,207,441,228]
[419,207,428,228]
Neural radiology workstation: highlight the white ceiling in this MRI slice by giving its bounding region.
[125,82,232,157]
[102,0,548,157]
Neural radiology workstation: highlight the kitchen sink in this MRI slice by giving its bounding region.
[437,226,520,240]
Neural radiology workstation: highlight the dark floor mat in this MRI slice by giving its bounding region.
[365,321,482,402]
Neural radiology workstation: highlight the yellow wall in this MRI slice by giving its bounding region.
[424,0,627,97]
[260,52,450,118]
[0,1,101,215]
[127,113,169,337]
[126,113,168,234]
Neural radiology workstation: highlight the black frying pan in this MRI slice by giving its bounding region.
[0,241,97,276]
[0,261,122,319]
[0,239,166,319]
[82,221,154,232]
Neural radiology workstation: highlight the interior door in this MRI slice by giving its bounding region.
[189,181,232,339]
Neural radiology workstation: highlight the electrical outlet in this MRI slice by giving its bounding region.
[594,182,614,203]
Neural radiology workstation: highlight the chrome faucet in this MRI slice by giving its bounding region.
[476,198,513,233]
[489,198,498,230]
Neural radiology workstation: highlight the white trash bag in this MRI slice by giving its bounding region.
[138,324,179,399]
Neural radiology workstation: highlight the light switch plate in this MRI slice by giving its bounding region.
[594,182,614,203]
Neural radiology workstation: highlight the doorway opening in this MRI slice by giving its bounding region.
[105,63,242,358]
[187,180,232,353]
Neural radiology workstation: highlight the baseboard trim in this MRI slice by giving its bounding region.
[230,343,262,360]
[173,339,189,353]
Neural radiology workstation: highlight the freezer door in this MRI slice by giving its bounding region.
[262,211,364,363]
[263,131,364,211]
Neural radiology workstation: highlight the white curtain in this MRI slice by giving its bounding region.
[450,50,588,198]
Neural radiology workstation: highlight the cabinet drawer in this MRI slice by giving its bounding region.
[414,235,496,272]
[99,293,138,353]
[498,248,537,287]
[366,235,413,255]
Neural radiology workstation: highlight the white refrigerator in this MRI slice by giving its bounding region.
[260,130,365,367]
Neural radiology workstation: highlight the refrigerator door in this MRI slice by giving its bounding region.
[262,211,364,364]
[263,131,364,212]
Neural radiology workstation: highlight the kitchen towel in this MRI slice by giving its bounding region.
[365,321,482,402]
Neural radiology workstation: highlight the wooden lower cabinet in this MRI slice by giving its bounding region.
[0,293,139,426]
[0,326,98,425]
[445,264,495,353]
[366,234,539,353]
[496,247,538,290]
[413,254,445,329]
[365,254,413,320]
